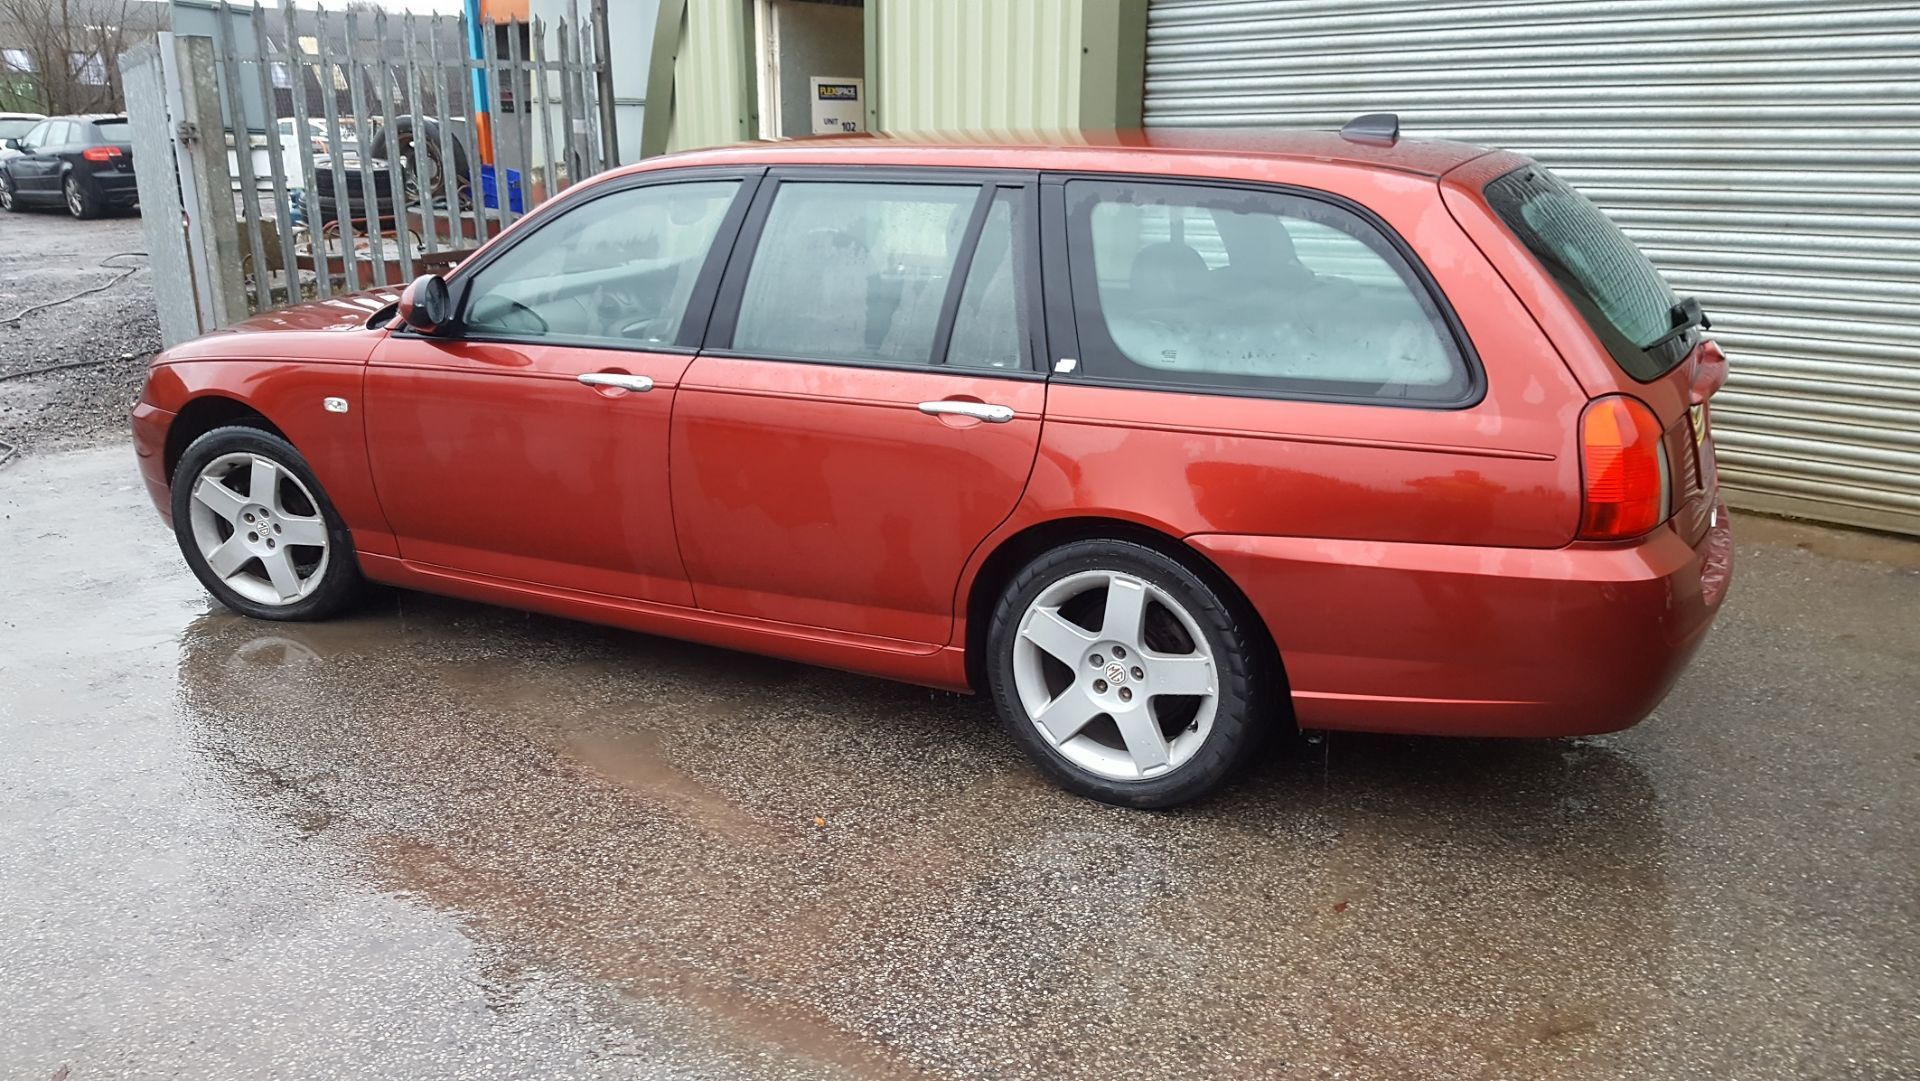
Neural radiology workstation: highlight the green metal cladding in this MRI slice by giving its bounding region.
[645,0,1145,154]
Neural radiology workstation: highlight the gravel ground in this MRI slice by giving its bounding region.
[0,207,159,456]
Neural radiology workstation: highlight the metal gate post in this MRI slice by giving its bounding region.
[119,39,200,348]
[174,34,249,328]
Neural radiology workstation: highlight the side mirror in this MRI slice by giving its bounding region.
[396,273,451,334]
[2,139,20,151]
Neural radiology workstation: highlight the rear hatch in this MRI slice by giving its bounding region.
[1480,163,1721,546]
[90,117,134,172]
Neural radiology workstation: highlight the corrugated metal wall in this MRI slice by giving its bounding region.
[873,0,1084,131]
[1144,0,1920,535]
[665,0,752,152]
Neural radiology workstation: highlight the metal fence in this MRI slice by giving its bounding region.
[122,1,614,344]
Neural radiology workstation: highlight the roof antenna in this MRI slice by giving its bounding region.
[1340,113,1400,145]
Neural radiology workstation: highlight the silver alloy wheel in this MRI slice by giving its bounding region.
[1011,569,1219,781]
[64,178,81,216]
[0,181,14,210]
[186,452,331,606]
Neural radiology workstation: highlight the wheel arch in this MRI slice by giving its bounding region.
[960,515,1290,711]
[163,394,289,484]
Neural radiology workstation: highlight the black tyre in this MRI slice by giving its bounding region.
[985,539,1268,808]
[0,174,20,212]
[170,426,365,621]
[64,174,100,219]
[367,116,473,210]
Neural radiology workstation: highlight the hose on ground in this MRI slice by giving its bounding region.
[0,251,149,327]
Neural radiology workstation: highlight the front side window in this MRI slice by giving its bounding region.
[460,178,739,347]
[731,181,981,365]
[1065,179,1471,403]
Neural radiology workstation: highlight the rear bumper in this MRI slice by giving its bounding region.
[131,400,174,524]
[1190,503,1733,738]
[84,169,138,201]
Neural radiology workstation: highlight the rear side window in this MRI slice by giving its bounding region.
[732,181,978,365]
[1064,179,1472,404]
[1483,165,1687,380]
[944,190,1024,370]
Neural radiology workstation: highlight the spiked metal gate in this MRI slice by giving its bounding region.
[120,0,616,347]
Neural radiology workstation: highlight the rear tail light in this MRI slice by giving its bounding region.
[1578,394,1670,541]
[81,145,122,162]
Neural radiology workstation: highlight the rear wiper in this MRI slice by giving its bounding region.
[1642,296,1710,352]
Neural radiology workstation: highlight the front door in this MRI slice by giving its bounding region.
[364,172,756,605]
[671,170,1044,644]
[11,121,60,197]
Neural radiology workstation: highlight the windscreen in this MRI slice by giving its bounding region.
[0,118,35,140]
[1484,164,1689,380]
[93,119,131,142]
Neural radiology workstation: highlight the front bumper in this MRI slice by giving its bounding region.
[1190,503,1733,738]
[131,400,174,524]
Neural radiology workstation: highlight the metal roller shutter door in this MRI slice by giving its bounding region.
[1144,0,1920,535]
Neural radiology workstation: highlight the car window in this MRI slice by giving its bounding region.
[944,189,1026,370]
[1064,179,1472,403]
[0,118,35,140]
[94,120,129,142]
[731,181,979,365]
[1483,164,1687,381]
[53,121,76,145]
[460,178,740,347]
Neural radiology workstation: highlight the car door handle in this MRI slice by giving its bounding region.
[918,400,1015,424]
[577,372,654,393]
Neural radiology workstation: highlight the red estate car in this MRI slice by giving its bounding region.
[133,121,1732,807]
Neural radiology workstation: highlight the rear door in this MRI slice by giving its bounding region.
[671,168,1045,644]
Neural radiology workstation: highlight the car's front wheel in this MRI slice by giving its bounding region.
[170,426,364,621]
[64,175,100,219]
[0,175,20,212]
[985,539,1268,808]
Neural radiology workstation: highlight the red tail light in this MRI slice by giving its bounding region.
[82,145,122,162]
[1578,395,1669,540]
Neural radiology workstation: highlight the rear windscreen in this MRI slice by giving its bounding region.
[0,118,35,140]
[1484,164,1690,380]
[93,119,130,141]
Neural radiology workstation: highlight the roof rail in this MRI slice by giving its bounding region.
[1340,113,1400,146]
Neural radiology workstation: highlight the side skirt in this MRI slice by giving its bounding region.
[358,553,975,693]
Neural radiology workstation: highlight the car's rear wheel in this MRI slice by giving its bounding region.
[985,539,1266,808]
[170,426,364,621]
[64,175,100,219]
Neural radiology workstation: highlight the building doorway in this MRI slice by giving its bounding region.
[754,0,865,139]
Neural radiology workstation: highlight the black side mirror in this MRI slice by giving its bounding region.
[2,139,20,151]
[397,273,451,334]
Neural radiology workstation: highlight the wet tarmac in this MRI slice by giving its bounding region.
[3,445,1916,1080]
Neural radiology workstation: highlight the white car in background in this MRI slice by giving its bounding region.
[0,112,45,164]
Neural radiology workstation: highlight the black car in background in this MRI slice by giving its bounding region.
[0,115,138,219]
